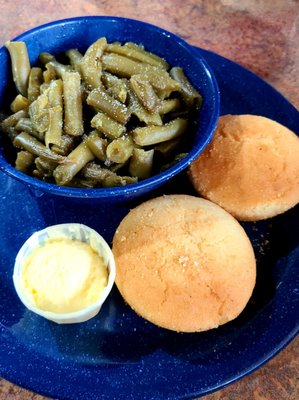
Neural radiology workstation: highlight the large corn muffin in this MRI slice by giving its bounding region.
[113,194,256,332]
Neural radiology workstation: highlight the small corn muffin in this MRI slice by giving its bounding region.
[189,114,299,221]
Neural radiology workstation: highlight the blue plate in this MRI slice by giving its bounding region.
[0,47,298,400]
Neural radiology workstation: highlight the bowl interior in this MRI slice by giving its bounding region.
[0,16,219,201]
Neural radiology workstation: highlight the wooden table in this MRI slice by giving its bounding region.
[0,1,298,399]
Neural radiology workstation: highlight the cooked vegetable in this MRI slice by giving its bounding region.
[130,74,161,113]
[1,109,29,140]
[10,94,30,113]
[1,36,202,188]
[129,148,154,179]
[13,132,65,163]
[91,112,126,139]
[79,37,107,89]
[62,71,83,136]
[102,53,180,93]
[132,118,188,146]
[102,72,128,103]
[84,130,108,161]
[81,162,133,186]
[53,141,94,185]
[28,90,50,134]
[15,150,35,172]
[45,79,63,147]
[51,134,76,156]
[105,42,169,69]
[65,49,83,71]
[5,41,30,96]
[87,88,130,125]
[170,67,202,107]
[106,136,134,163]
[127,82,163,126]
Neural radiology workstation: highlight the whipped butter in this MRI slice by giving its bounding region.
[21,237,108,313]
[14,223,116,323]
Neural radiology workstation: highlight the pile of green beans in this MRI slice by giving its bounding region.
[1,37,202,188]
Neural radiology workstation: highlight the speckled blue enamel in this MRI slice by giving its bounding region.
[0,16,219,203]
[0,19,298,400]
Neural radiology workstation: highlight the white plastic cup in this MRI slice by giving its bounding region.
[13,223,116,324]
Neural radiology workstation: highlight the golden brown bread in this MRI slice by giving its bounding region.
[189,114,299,221]
[113,194,256,332]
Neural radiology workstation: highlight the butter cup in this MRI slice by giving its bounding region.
[13,223,116,324]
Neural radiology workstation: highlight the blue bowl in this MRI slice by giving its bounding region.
[0,16,219,203]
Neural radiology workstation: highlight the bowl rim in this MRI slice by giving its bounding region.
[0,15,220,199]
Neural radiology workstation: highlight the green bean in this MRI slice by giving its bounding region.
[84,130,108,161]
[125,42,170,68]
[32,169,43,179]
[80,162,131,184]
[5,41,30,96]
[28,67,43,102]
[133,118,188,146]
[159,98,181,115]
[109,161,127,173]
[47,60,72,78]
[53,141,94,185]
[65,49,83,70]
[39,82,50,94]
[13,132,66,163]
[40,54,71,80]
[1,109,28,134]
[106,136,134,163]
[62,71,84,136]
[154,137,182,157]
[130,74,161,113]
[91,112,126,139]
[34,157,57,177]
[105,42,169,69]
[87,88,130,125]
[169,67,202,107]
[103,174,138,187]
[15,150,35,172]
[51,134,77,155]
[0,110,28,141]
[102,53,142,77]
[169,109,189,119]
[15,118,45,141]
[127,83,162,126]
[45,106,62,147]
[102,53,180,93]
[48,79,63,107]
[66,177,96,188]
[15,117,33,132]
[43,63,57,83]
[81,162,117,182]
[28,90,49,134]
[39,52,55,64]
[79,37,107,89]
[102,72,128,103]
[129,148,154,179]
[10,95,30,113]
[45,79,63,147]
